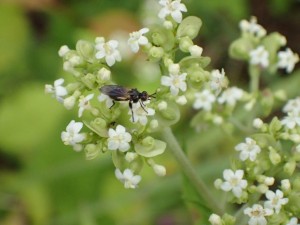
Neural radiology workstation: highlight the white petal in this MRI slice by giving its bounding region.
[54,78,64,86]
[108,140,119,150]
[138,36,148,45]
[220,182,232,191]
[223,169,234,180]
[119,142,130,152]
[161,76,172,86]
[106,55,116,66]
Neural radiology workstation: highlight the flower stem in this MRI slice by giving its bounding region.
[249,65,260,93]
[161,127,223,215]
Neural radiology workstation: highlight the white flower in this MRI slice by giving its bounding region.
[95,39,122,66]
[97,93,114,108]
[158,0,187,23]
[161,67,187,96]
[220,169,248,197]
[239,17,266,38]
[45,78,68,103]
[193,90,216,111]
[128,28,149,53]
[209,214,222,225]
[277,48,299,73]
[210,69,228,94]
[218,87,244,106]
[281,112,300,129]
[78,94,94,117]
[235,137,261,161]
[249,46,269,68]
[129,101,155,125]
[115,168,141,189]
[61,120,85,151]
[244,204,273,225]
[264,189,288,214]
[287,217,300,225]
[107,125,132,152]
[283,97,300,115]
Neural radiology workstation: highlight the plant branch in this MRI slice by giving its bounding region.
[161,127,223,215]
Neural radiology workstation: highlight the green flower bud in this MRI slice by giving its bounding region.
[148,46,164,61]
[96,67,111,84]
[269,146,281,165]
[293,177,300,191]
[176,16,202,39]
[81,73,96,89]
[66,82,82,93]
[85,118,108,137]
[229,37,254,60]
[134,137,166,157]
[286,191,300,215]
[63,96,76,110]
[283,160,296,176]
[261,89,274,116]
[179,36,193,52]
[150,26,175,51]
[76,40,95,62]
[222,213,236,225]
[85,143,100,160]
[188,67,209,89]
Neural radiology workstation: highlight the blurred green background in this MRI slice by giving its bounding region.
[0,0,299,224]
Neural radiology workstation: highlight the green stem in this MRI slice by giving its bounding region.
[161,127,223,215]
[249,65,260,93]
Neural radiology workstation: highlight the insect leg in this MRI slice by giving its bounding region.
[109,101,115,109]
[129,101,135,122]
[139,101,148,114]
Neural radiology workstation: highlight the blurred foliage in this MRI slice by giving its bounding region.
[0,0,299,224]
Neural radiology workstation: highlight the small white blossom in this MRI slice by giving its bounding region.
[189,45,203,57]
[193,90,216,111]
[45,78,68,103]
[78,94,94,117]
[107,125,132,152]
[235,137,261,161]
[249,46,269,68]
[158,0,187,23]
[58,45,70,57]
[115,168,141,189]
[283,97,300,115]
[95,39,122,66]
[61,120,85,151]
[218,87,244,106]
[97,93,114,108]
[125,152,138,162]
[239,17,266,38]
[287,217,300,225]
[209,213,222,225]
[128,28,149,53]
[220,169,248,197]
[277,48,299,73]
[264,189,288,214]
[158,101,168,110]
[244,204,273,225]
[97,67,111,81]
[210,69,228,94]
[281,112,300,129]
[161,65,187,96]
[129,101,155,125]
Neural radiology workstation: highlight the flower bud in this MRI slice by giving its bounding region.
[269,147,281,165]
[179,36,193,52]
[58,45,70,57]
[281,179,291,192]
[168,63,180,74]
[81,73,96,89]
[142,136,155,147]
[253,118,263,129]
[257,184,268,193]
[97,67,111,82]
[284,160,296,176]
[209,214,222,225]
[163,21,173,29]
[76,40,95,61]
[135,138,166,157]
[85,144,99,160]
[158,101,168,111]
[264,177,275,186]
[63,96,76,110]
[214,179,222,189]
[176,95,187,105]
[150,119,159,129]
[89,117,108,137]
[125,152,138,162]
[189,45,203,57]
[152,164,166,176]
[148,46,164,61]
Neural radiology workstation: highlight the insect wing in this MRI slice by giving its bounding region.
[100,85,130,101]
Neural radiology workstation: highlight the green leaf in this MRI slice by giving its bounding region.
[134,138,166,157]
[176,16,202,39]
